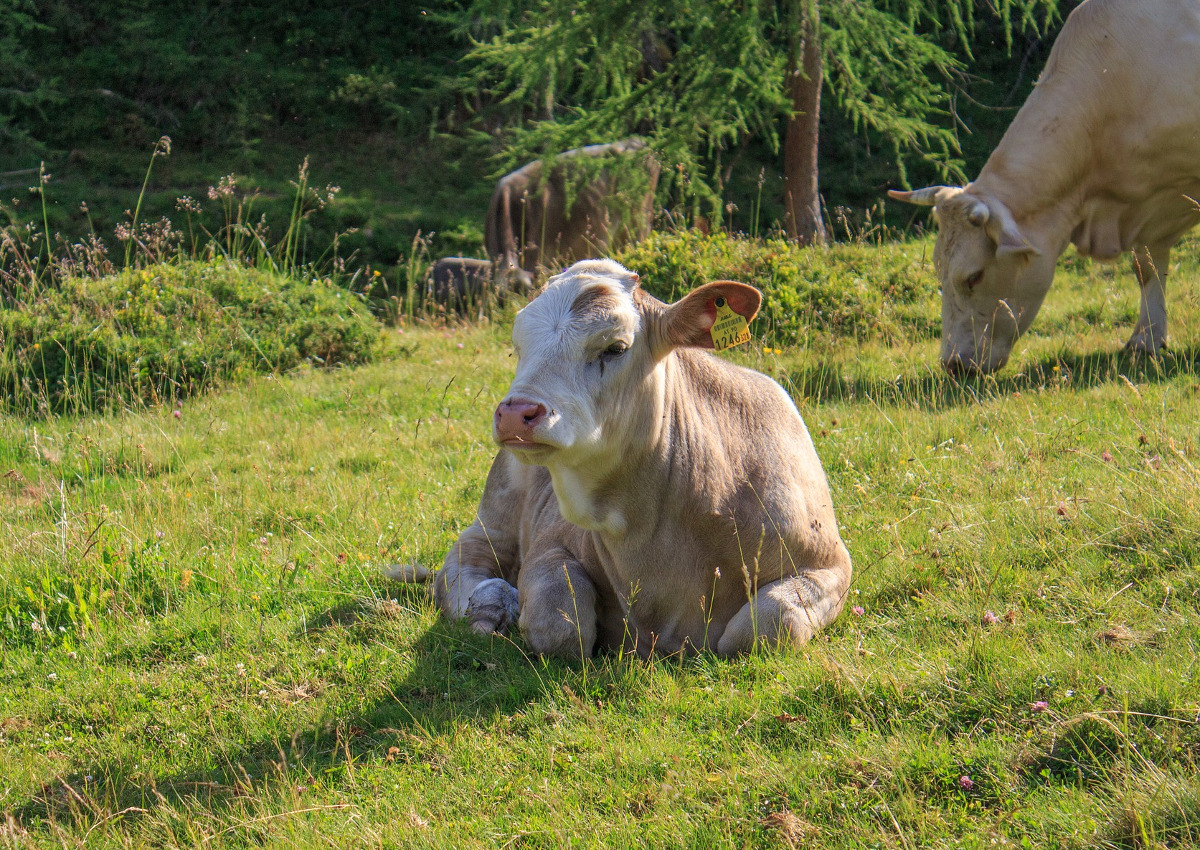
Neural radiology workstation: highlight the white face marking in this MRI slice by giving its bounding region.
[502,260,643,461]
[497,260,652,531]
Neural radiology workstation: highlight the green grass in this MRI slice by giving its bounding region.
[0,260,381,415]
[1,234,1198,848]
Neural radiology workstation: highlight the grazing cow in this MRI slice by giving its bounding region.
[486,140,660,281]
[426,257,533,315]
[890,0,1200,373]
[423,259,851,658]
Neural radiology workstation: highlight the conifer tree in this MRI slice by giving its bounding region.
[466,0,1059,244]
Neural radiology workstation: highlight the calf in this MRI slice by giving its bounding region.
[432,259,851,657]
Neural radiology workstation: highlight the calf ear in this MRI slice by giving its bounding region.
[656,280,762,351]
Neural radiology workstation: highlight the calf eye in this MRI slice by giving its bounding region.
[596,341,628,374]
[963,270,984,290]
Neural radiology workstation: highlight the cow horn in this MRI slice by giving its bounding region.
[887,187,945,207]
[967,201,990,227]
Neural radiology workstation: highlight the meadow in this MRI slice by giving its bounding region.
[1,232,1198,848]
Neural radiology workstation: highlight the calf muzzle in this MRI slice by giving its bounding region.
[494,398,548,445]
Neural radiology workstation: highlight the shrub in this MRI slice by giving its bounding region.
[0,259,381,414]
[614,230,940,345]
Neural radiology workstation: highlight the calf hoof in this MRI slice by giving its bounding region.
[465,578,519,635]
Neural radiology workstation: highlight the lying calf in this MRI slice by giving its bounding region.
[428,259,851,657]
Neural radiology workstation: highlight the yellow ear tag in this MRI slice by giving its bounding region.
[711,297,752,351]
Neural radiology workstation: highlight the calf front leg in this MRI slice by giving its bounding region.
[1127,243,1170,353]
[518,547,599,660]
[436,522,519,636]
[716,555,851,657]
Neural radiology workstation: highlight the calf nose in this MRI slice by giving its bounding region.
[495,398,547,442]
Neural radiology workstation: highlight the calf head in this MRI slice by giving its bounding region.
[494,259,759,525]
[890,185,1057,373]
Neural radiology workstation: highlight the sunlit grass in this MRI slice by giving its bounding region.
[0,236,1197,848]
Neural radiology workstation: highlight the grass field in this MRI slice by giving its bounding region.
[1,236,1198,848]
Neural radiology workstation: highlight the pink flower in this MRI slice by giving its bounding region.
[172,409,182,419]
[958,775,975,791]
[1101,450,1113,463]
[1032,700,1049,713]
[851,605,864,617]
[982,610,999,625]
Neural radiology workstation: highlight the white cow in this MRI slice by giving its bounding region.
[419,259,852,658]
[891,0,1200,373]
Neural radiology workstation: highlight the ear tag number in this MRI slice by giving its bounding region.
[711,296,751,351]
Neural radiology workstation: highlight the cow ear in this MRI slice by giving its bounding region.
[994,224,1040,259]
[655,280,762,352]
[979,197,1040,259]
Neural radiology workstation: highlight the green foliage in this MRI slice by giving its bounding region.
[821,0,966,186]
[0,1,1078,276]
[466,0,787,204]
[25,0,471,150]
[0,0,51,156]
[0,260,380,414]
[464,0,1061,215]
[616,229,938,344]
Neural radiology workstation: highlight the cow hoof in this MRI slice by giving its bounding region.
[465,578,519,635]
[1124,334,1167,355]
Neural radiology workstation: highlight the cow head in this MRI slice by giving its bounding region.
[493,259,760,527]
[889,186,1057,374]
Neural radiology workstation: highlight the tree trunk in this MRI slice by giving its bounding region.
[783,0,826,245]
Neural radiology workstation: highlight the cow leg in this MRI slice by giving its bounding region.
[435,525,520,635]
[517,546,599,660]
[1127,242,1170,353]
[434,454,540,635]
[716,562,851,657]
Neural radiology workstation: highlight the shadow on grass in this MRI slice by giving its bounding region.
[784,346,1199,411]
[1019,713,1200,847]
[11,587,599,835]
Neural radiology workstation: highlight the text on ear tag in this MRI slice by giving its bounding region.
[711,297,752,351]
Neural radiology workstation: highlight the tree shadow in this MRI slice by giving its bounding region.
[783,346,1199,411]
[10,587,588,835]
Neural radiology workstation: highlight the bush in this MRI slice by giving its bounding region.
[615,230,940,345]
[0,260,381,414]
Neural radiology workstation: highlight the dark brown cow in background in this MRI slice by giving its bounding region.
[485,139,660,282]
